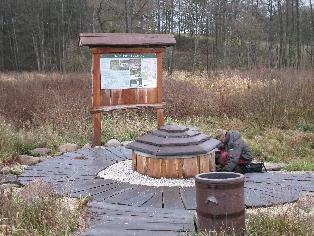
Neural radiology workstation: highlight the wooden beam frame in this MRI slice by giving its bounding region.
[92,53,101,146]
[91,47,165,146]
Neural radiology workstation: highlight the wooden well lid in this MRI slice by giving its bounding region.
[126,124,220,156]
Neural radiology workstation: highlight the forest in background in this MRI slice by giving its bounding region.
[0,0,314,72]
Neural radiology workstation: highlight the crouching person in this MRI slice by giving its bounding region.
[215,129,253,173]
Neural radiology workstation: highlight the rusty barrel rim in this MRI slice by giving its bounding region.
[195,172,244,183]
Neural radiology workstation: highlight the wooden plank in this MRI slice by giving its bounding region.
[114,146,132,160]
[157,108,164,128]
[111,89,123,105]
[141,187,163,208]
[100,89,111,106]
[91,103,165,113]
[92,47,165,54]
[136,155,146,175]
[177,159,184,178]
[122,89,137,104]
[80,33,176,48]
[104,147,127,161]
[118,187,157,206]
[209,152,216,171]
[87,227,180,236]
[179,187,196,210]
[105,185,148,204]
[147,88,157,103]
[199,155,210,173]
[162,187,185,209]
[89,183,133,201]
[156,50,164,103]
[183,158,199,178]
[160,158,166,177]
[132,152,137,171]
[164,159,177,178]
[156,50,164,128]
[138,89,147,103]
[147,157,161,178]
[92,53,101,146]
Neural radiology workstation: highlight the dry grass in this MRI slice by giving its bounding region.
[0,180,87,236]
[0,72,90,129]
[194,207,314,236]
[165,69,314,127]
[0,70,313,169]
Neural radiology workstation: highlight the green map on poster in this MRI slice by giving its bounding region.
[100,54,157,89]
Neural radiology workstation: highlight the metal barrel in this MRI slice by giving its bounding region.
[195,172,245,235]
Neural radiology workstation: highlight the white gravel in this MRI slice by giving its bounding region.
[98,160,195,187]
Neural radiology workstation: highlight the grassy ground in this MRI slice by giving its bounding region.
[0,70,313,170]
[0,70,313,234]
[194,206,314,236]
[0,180,88,236]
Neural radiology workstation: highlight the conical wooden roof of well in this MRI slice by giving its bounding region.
[126,124,221,156]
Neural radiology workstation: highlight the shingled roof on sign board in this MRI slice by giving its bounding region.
[79,33,176,48]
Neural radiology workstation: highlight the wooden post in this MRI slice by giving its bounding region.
[157,108,164,128]
[92,52,101,146]
[156,49,164,128]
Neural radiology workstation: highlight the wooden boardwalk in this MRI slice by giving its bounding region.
[18,147,314,235]
[86,201,194,236]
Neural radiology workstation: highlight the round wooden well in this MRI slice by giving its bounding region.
[127,125,220,179]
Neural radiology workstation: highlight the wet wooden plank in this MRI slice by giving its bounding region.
[105,185,150,204]
[86,201,194,236]
[162,187,185,209]
[141,187,163,208]
[179,187,196,210]
[118,186,157,206]
[69,179,117,195]
[89,182,133,201]
[85,227,179,236]
[104,147,128,161]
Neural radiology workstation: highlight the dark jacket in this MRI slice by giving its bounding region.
[223,131,253,171]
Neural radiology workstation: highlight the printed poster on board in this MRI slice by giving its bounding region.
[100,53,157,89]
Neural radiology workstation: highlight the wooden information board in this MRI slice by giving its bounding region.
[79,33,176,145]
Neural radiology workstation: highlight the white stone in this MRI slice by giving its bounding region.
[121,141,132,146]
[18,155,41,166]
[106,139,121,147]
[98,160,195,187]
[0,166,11,174]
[264,162,287,171]
[83,143,92,149]
[59,143,79,153]
[30,147,51,156]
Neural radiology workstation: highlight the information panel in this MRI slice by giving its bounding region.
[100,53,157,89]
